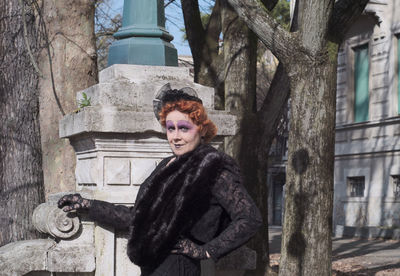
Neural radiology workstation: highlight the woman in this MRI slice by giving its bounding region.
[58,88,262,276]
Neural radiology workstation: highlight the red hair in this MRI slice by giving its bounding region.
[159,100,217,143]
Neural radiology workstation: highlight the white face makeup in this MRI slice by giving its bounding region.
[165,110,202,156]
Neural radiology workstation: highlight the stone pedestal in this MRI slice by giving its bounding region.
[59,64,237,275]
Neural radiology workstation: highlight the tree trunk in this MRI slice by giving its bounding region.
[182,1,291,273]
[223,0,356,275]
[220,2,272,275]
[0,0,45,246]
[222,0,257,157]
[180,0,224,108]
[207,0,370,274]
[38,0,98,196]
[277,1,337,274]
[279,51,337,276]
[222,4,293,275]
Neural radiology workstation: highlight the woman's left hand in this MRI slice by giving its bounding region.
[57,193,92,212]
[171,239,210,259]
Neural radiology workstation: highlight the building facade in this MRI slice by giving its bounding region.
[333,0,400,230]
[268,0,400,232]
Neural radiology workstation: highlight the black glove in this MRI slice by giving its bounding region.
[57,193,92,212]
[172,239,209,260]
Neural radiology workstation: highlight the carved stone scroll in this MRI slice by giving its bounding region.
[32,203,80,239]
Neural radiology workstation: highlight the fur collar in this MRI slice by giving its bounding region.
[127,144,225,267]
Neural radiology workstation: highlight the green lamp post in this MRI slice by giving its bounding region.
[107,0,178,66]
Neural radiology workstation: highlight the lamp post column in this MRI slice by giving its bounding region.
[107,0,178,66]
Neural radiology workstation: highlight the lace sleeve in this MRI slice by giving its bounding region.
[87,157,173,231]
[88,200,135,231]
[203,169,262,261]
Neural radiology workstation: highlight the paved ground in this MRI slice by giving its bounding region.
[268,226,400,275]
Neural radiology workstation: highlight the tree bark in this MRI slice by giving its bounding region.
[181,0,221,84]
[183,1,291,273]
[180,0,207,81]
[37,0,98,196]
[225,0,369,275]
[279,54,337,276]
[328,0,370,43]
[220,2,269,275]
[181,0,224,107]
[224,0,296,63]
[0,0,45,246]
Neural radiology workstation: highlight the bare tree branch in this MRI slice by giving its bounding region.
[32,0,65,116]
[164,0,175,8]
[204,0,221,46]
[328,0,369,43]
[96,31,117,38]
[181,0,223,88]
[181,0,206,65]
[204,0,223,84]
[19,0,43,77]
[258,63,290,147]
[226,0,296,63]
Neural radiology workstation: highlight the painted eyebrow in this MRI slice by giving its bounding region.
[165,120,194,128]
[177,120,194,126]
[165,121,175,127]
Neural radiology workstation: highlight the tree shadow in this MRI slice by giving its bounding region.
[332,237,400,260]
[332,262,400,275]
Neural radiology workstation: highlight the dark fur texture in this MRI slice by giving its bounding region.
[127,144,225,267]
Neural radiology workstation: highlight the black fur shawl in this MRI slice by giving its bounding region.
[127,144,226,267]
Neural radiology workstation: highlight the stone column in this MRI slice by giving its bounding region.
[59,64,237,276]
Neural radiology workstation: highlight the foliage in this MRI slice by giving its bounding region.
[327,41,339,63]
[270,0,290,30]
[78,92,91,109]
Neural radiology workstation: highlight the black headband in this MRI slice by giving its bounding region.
[153,83,202,121]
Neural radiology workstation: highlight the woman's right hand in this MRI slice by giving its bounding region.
[57,193,92,212]
[171,239,210,260]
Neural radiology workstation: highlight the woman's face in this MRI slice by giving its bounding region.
[165,110,202,156]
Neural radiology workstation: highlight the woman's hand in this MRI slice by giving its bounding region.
[57,193,92,212]
[172,239,210,260]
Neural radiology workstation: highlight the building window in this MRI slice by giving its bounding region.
[354,44,369,122]
[348,176,365,197]
[392,175,400,198]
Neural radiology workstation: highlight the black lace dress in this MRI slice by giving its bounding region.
[88,148,262,276]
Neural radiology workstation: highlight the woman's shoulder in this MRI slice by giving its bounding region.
[215,149,239,171]
[199,144,235,161]
[199,146,241,183]
[196,145,239,170]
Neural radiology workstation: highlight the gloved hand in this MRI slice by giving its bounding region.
[172,239,210,260]
[57,193,92,212]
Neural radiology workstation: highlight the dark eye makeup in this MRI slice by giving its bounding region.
[177,121,193,130]
[166,120,194,133]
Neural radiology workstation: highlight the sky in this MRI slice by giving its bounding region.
[110,0,196,56]
[164,1,192,56]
